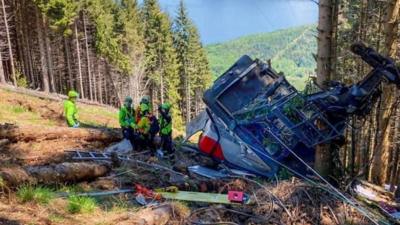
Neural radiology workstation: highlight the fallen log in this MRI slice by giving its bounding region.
[0,162,110,187]
[0,124,121,143]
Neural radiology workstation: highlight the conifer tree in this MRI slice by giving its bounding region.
[173,0,211,122]
[141,0,183,129]
[117,0,146,103]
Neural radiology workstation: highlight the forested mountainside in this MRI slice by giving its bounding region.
[206,25,317,89]
[0,0,212,129]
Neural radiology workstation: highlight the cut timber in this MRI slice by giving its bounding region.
[131,204,171,225]
[0,162,110,187]
[0,124,121,143]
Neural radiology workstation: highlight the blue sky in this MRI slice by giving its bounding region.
[138,0,318,44]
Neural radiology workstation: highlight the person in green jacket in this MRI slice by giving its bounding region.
[158,102,173,156]
[119,96,136,149]
[135,102,159,152]
[64,90,79,128]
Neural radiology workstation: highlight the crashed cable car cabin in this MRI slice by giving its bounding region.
[194,43,400,178]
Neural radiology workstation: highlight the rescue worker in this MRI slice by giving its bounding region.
[136,99,159,153]
[158,102,173,157]
[135,95,151,122]
[119,96,136,149]
[64,90,80,128]
[136,102,151,151]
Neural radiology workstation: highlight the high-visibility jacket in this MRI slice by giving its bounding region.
[137,115,151,135]
[135,103,153,122]
[64,99,78,127]
[119,106,136,128]
[159,113,172,135]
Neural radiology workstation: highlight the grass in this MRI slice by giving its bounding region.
[67,195,97,214]
[58,184,86,194]
[17,186,54,204]
[11,105,27,114]
[0,89,119,127]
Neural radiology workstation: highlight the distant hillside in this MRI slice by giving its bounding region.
[206,25,317,89]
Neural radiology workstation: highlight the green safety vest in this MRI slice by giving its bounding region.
[119,106,135,128]
[160,114,172,135]
[64,99,78,127]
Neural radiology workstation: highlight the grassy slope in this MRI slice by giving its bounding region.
[206,25,317,90]
[0,89,119,128]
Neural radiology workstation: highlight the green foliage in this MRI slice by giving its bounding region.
[11,105,27,114]
[206,25,317,90]
[34,0,79,35]
[173,0,212,124]
[85,0,130,74]
[116,0,144,59]
[67,195,97,214]
[282,95,305,123]
[16,70,28,88]
[141,0,184,130]
[17,186,54,204]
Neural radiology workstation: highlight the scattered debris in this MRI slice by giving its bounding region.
[351,179,400,224]
[105,139,133,155]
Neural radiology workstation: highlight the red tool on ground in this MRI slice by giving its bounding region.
[135,184,162,200]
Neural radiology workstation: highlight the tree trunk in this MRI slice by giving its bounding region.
[370,0,400,185]
[0,162,110,187]
[74,21,84,98]
[43,16,55,92]
[389,108,400,191]
[97,60,103,104]
[0,48,5,83]
[83,13,93,100]
[64,36,74,90]
[315,0,338,177]
[36,10,50,92]
[1,0,15,85]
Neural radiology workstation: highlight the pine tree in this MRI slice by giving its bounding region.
[173,0,211,123]
[117,0,146,104]
[86,0,130,74]
[141,0,183,129]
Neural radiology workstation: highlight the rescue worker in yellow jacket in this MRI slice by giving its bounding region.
[64,90,80,128]
[119,97,136,149]
[136,100,159,153]
[158,102,173,157]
